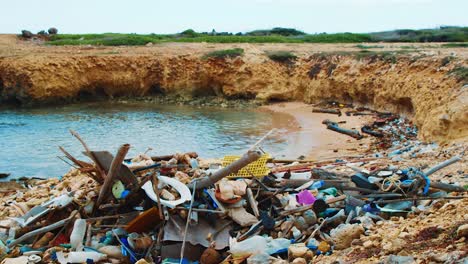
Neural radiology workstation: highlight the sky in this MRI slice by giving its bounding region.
[1,0,467,34]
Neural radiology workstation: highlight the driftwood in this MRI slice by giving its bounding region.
[95,144,130,213]
[91,151,138,188]
[69,130,106,182]
[313,108,341,116]
[187,150,262,190]
[322,119,363,140]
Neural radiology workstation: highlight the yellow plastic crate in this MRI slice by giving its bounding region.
[222,154,270,178]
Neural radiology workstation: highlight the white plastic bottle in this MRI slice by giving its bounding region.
[70,219,87,251]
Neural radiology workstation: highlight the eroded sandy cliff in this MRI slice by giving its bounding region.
[0,40,466,142]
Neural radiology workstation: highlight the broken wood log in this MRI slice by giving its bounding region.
[322,119,363,140]
[95,144,130,213]
[312,108,342,116]
[187,150,262,190]
[361,125,384,138]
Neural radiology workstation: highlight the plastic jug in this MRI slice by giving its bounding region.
[70,219,86,251]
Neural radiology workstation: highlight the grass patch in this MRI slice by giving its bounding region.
[44,27,468,46]
[400,45,417,49]
[265,51,297,63]
[441,43,468,48]
[355,44,384,49]
[203,48,244,59]
[448,66,468,83]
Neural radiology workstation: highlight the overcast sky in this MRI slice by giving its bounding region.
[1,0,467,34]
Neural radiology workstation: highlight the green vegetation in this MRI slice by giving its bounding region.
[448,67,468,83]
[355,44,384,49]
[45,26,468,46]
[441,43,468,48]
[202,48,244,59]
[400,45,417,49]
[370,26,468,42]
[246,27,305,36]
[266,51,297,63]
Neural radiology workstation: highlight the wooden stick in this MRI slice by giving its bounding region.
[94,144,130,214]
[69,130,106,182]
[187,150,262,190]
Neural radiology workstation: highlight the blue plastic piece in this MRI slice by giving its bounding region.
[121,190,130,199]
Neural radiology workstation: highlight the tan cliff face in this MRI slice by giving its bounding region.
[0,42,466,143]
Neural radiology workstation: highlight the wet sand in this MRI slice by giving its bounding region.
[261,102,373,160]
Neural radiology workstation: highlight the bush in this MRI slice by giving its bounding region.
[203,48,244,59]
[266,51,297,63]
[355,44,384,49]
[37,30,48,35]
[48,27,58,35]
[181,29,197,37]
[448,67,468,84]
[441,43,468,48]
[21,30,33,38]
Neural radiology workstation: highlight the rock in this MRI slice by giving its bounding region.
[200,247,221,264]
[456,224,468,237]
[291,258,307,264]
[363,240,373,248]
[48,27,58,35]
[330,223,365,250]
[288,243,309,258]
[384,255,415,264]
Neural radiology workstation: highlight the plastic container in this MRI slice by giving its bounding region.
[70,219,87,251]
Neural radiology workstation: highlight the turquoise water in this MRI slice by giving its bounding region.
[0,102,290,179]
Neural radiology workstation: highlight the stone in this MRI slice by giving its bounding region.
[330,223,365,250]
[291,258,307,264]
[384,255,415,264]
[288,243,308,258]
[456,224,468,237]
[363,240,373,248]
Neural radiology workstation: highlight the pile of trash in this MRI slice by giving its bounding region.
[0,111,466,264]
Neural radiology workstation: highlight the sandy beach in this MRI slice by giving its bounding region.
[261,102,374,160]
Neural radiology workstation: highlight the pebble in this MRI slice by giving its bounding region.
[456,224,468,237]
[363,240,373,248]
[291,258,307,264]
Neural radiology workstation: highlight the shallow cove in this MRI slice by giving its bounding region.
[0,101,297,179]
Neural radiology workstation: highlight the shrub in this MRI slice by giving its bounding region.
[181,29,197,37]
[448,67,468,84]
[266,51,297,63]
[21,30,33,38]
[37,30,48,35]
[355,44,384,49]
[48,27,58,35]
[203,48,244,59]
[441,43,468,48]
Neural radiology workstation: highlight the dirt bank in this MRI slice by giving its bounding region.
[0,35,467,143]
